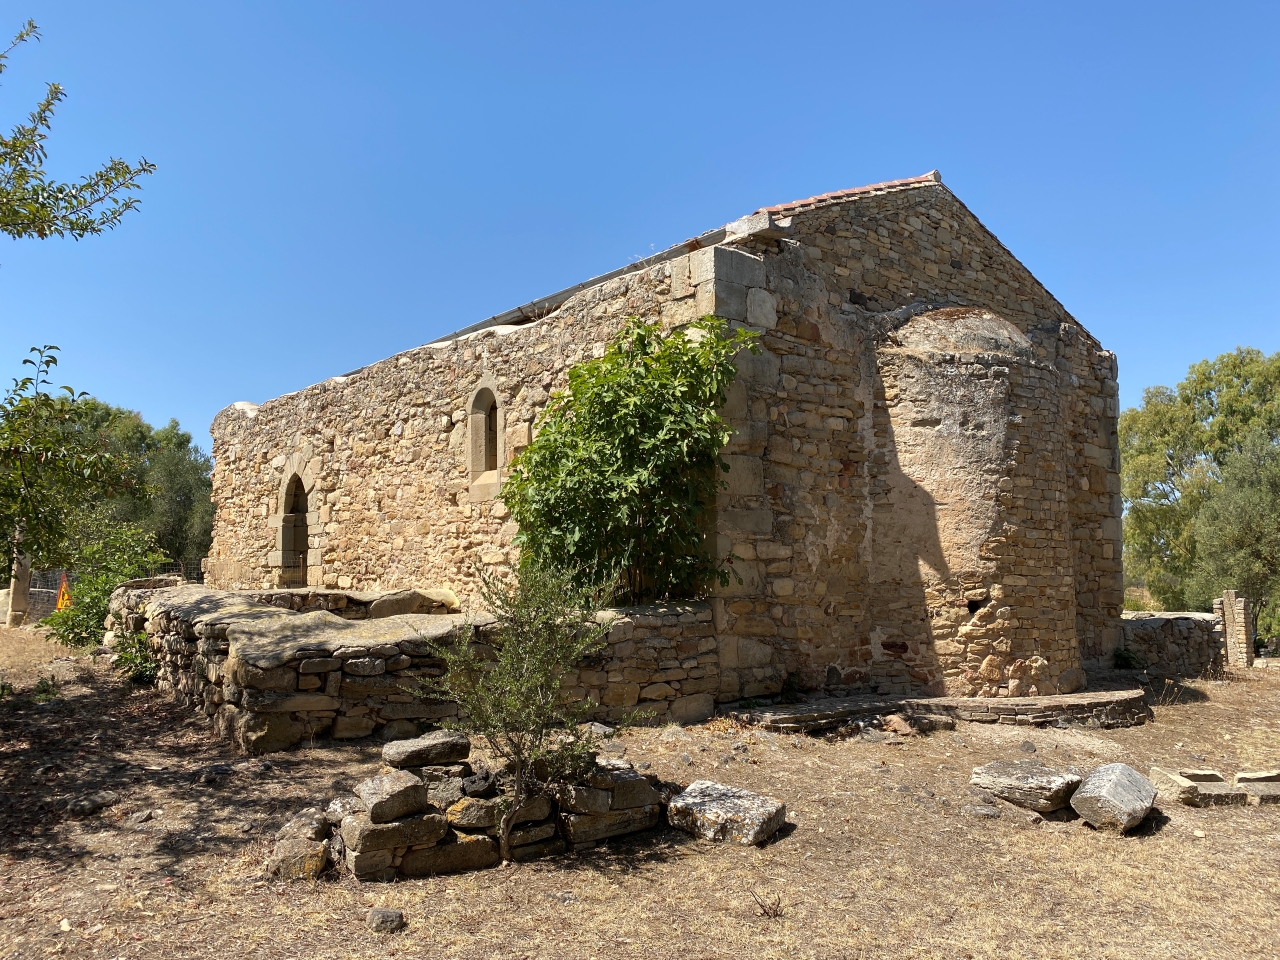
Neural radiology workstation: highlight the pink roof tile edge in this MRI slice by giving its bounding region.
[758,170,943,215]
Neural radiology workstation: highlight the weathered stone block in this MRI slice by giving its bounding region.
[1070,763,1156,832]
[383,730,471,767]
[510,835,566,862]
[399,831,499,876]
[332,715,377,738]
[1242,782,1280,804]
[298,657,341,673]
[746,287,777,329]
[608,769,662,810]
[509,820,557,847]
[343,657,386,676]
[667,780,786,845]
[557,785,612,815]
[1150,767,1199,806]
[446,796,499,830]
[696,279,747,321]
[341,812,447,852]
[266,838,329,881]
[1195,783,1249,806]
[669,693,715,725]
[344,846,394,879]
[276,807,329,841]
[689,245,766,288]
[560,804,660,844]
[969,760,1081,812]
[355,770,430,823]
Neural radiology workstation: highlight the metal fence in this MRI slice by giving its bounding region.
[15,560,206,620]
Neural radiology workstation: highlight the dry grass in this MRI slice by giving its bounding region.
[1,652,1278,960]
[0,626,74,690]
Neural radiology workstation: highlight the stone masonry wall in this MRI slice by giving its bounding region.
[1119,611,1224,677]
[109,585,724,753]
[208,174,1122,702]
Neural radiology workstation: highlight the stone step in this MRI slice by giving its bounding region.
[725,688,1152,733]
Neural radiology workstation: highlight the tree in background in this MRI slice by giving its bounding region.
[1120,347,1280,610]
[68,402,213,564]
[1,20,153,249]
[502,316,758,603]
[1189,430,1280,636]
[42,518,165,649]
[1,348,128,623]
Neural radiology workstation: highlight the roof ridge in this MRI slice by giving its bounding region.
[758,170,943,216]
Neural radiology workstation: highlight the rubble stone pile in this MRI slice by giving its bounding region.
[266,731,791,882]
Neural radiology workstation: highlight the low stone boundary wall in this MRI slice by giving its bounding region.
[1119,612,1223,677]
[108,586,725,753]
[108,584,466,754]
[729,688,1152,734]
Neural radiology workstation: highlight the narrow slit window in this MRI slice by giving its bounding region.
[485,400,498,472]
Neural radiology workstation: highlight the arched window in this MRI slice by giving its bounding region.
[469,387,500,479]
[466,384,504,501]
[280,474,308,585]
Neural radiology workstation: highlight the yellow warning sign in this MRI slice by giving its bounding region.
[55,573,72,611]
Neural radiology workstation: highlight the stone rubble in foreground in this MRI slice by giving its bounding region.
[666,780,787,845]
[1069,763,1157,832]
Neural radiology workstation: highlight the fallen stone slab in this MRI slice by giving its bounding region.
[969,760,1082,812]
[1070,763,1156,833]
[366,908,406,933]
[1242,782,1280,805]
[1195,783,1249,806]
[383,731,471,768]
[1236,769,1280,784]
[355,770,430,823]
[1178,769,1225,783]
[399,831,499,876]
[1150,767,1199,806]
[667,780,787,845]
[266,838,329,881]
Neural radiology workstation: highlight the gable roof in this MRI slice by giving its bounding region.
[759,171,942,216]
[425,172,948,348]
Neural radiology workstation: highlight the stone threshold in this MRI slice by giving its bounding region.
[724,688,1152,734]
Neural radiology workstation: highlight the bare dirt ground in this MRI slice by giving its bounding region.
[2,631,1278,960]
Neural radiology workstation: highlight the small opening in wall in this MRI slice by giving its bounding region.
[470,387,500,482]
[485,400,498,472]
[967,598,984,616]
[280,474,308,585]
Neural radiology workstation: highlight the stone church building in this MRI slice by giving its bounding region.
[206,172,1122,702]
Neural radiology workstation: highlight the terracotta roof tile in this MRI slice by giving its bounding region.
[758,170,942,216]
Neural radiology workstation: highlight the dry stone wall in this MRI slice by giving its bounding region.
[208,174,1122,703]
[1119,612,1223,677]
[109,586,727,753]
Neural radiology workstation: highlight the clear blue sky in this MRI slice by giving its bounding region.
[2,1,1277,452]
